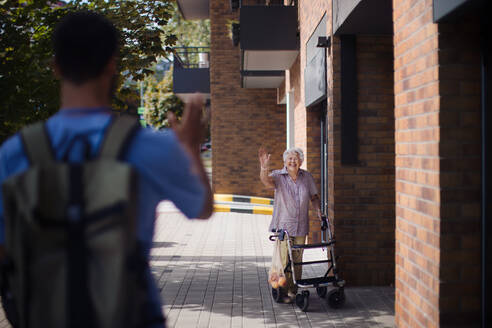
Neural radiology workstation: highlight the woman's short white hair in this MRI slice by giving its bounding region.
[283,147,304,163]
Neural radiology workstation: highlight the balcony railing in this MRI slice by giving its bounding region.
[231,0,295,11]
[173,47,211,102]
[174,47,210,69]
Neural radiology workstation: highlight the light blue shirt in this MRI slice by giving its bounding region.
[0,107,206,323]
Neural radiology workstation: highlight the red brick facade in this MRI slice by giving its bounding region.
[294,0,330,244]
[210,0,286,197]
[394,1,441,325]
[292,1,397,285]
[331,34,396,286]
[394,0,482,326]
[207,0,484,325]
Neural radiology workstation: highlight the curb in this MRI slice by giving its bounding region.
[213,203,273,215]
[214,194,274,205]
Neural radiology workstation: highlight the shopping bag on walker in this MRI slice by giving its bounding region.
[269,239,287,289]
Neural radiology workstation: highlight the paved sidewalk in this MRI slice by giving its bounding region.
[153,202,395,328]
[0,202,395,327]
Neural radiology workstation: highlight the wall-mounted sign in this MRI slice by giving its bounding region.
[304,48,326,107]
[304,14,327,107]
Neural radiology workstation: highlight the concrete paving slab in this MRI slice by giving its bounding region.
[153,203,395,328]
[0,201,396,328]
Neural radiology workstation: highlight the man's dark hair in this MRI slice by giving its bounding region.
[53,11,119,85]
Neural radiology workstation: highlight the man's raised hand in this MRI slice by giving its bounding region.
[168,94,206,154]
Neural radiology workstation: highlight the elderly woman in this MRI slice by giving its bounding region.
[259,146,321,303]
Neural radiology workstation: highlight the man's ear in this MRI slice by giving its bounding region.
[51,57,62,79]
[104,56,118,77]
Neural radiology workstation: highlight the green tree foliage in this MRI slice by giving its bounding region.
[165,3,210,49]
[143,2,210,129]
[143,68,183,130]
[0,0,176,142]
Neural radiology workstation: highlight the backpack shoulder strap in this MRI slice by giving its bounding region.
[99,115,139,160]
[20,122,55,166]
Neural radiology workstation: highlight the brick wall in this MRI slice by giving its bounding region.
[208,0,484,325]
[291,55,307,154]
[394,0,483,326]
[210,0,286,198]
[296,2,396,269]
[297,0,330,243]
[330,34,396,286]
[393,0,441,325]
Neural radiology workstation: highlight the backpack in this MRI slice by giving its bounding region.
[0,116,161,328]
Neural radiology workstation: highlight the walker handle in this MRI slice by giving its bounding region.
[269,229,285,241]
[321,216,328,231]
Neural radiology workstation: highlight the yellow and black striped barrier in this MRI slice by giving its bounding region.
[214,194,274,205]
[213,194,274,215]
[213,204,273,215]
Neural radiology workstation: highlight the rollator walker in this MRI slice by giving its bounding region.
[269,216,346,312]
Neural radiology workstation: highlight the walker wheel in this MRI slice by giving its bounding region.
[327,288,345,308]
[295,290,310,312]
[316,286,327,298]
[271,288,283,303]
